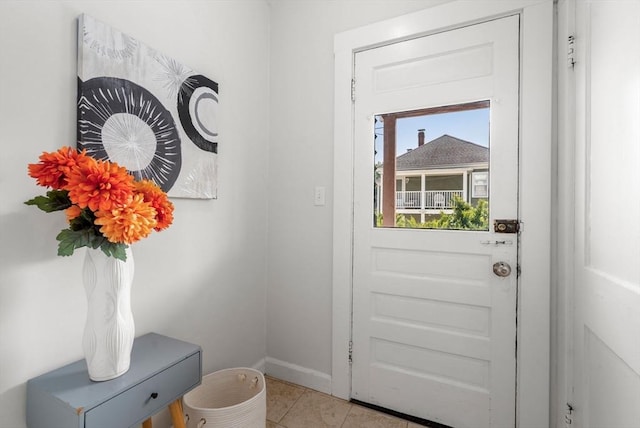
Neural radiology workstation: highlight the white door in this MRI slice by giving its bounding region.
[352,16,520,428]
[571,1,640,426]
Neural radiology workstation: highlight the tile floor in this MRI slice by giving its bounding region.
[265,376,430,428]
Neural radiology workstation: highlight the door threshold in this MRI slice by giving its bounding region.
[349,399,453,428]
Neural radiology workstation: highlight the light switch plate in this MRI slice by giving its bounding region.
[314,186,326,206]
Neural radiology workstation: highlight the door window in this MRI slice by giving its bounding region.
[374,102,490,230]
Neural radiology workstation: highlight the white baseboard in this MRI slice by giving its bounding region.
[265,357,332,394]
[251,357,266,373]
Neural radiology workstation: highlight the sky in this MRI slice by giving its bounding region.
[374,107,490,163]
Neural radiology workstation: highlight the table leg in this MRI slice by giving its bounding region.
[169,398,186,428]
[142,418,152,428]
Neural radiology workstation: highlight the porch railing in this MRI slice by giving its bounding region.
[395,190,464,209]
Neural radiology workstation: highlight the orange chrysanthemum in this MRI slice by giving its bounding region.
[27,146,174,259]
[65,205,82,223]
[134,180,175,231]
[94,194,158,244]
[27,147,86,189]
[65,158,135,212]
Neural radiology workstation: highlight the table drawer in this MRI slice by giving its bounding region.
[85,352,200,428]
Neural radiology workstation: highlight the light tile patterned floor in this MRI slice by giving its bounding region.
[265,376,429,428]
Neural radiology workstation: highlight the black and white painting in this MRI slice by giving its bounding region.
[77,14,219,199]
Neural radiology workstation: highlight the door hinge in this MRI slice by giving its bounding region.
[567,35,576,69]
[348,340,353,364]
[517,264,521,278]
[565,403,574,426]
[351,79,356,102]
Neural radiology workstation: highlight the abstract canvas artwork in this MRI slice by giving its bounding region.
[77,14,219,199]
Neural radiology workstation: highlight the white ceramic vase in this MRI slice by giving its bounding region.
[82,247,135,381]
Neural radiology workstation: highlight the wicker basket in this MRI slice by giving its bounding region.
[183,368,266,428]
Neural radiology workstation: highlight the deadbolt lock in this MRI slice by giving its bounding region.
[494,219,519,233]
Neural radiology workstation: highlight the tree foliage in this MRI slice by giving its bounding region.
[376,196,489,231]
[424,197,488,230]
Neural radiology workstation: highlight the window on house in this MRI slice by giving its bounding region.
[374,101,490,230]
[472,171,489,198]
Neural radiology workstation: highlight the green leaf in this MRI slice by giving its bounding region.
[55,228,128,261]
[25,190,72,213]
[89,235,107,250]
[69,208,96,231]
[56,228,94,257]
[99,242,128,261]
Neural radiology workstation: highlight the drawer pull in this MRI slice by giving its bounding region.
[150,392,159,400]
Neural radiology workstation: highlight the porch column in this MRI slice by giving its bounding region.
[462,170,468,202]
[421,173,426,223]
[381,114,397,227]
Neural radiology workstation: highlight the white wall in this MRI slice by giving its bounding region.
[0,1,270,427]
[266,0,450,390]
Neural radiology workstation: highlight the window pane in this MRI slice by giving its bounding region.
[472,171,489,198]
[374,102,490,230]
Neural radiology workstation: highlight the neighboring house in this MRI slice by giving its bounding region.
[376,133,489,223]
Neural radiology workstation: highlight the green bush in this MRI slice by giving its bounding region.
[424,197,488,230]
[377,196,489,230]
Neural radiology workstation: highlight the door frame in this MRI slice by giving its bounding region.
[332,1,553,427]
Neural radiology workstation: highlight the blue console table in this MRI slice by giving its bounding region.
[26,333,202,428]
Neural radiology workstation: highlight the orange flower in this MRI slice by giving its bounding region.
[65,158,134,212]
[28,147,85,189]
[94,193,158,244]
[65,205,82,223]
[134,180,174,231]
[27,147,174,260]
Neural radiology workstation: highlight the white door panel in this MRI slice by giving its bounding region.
[352,16,520,428]
[573,3,640,426]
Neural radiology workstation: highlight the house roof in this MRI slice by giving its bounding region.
[395,134,488,170]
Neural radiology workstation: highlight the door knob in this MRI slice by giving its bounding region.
[493,262,511,277]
